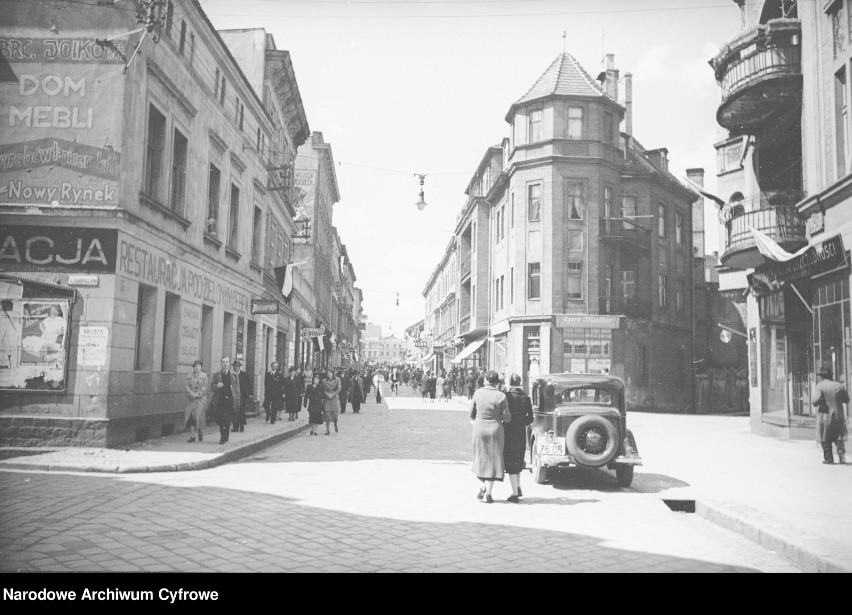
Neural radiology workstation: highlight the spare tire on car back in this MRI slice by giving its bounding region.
[565,415,619,467]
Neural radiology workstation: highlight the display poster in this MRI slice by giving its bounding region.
[0,299,69,391]
[77,325,108,368]
[0,36,125,207]
[179,301,201,367]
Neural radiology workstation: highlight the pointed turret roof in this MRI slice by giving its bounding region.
[505,53,621,121]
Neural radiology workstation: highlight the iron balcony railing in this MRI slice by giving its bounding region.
[725,204,805,254]
[459,316,471,333]
[599,217,652,249]
[460,258,472,279]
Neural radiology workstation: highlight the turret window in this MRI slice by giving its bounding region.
[568,107,583,140]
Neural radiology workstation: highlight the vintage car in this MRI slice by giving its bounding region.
[528,373,642,487]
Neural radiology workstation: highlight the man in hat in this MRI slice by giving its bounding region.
[232,357,251,432]
[209,356,241,445]
[812,363,849,464]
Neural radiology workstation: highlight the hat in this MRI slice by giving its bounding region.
[485,370,500,384]
[232,358,242,366]
[818,363,833,377]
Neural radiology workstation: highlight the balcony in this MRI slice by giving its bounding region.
[720,192,807,270]
[599,217,652,251]
[710,19,802,135]
[599,296,652,319]
[460,258,472,280]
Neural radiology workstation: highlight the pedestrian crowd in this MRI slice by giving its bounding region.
[182,356,380,444]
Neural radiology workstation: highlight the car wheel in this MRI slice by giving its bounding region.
[531,440,549,485]
[615,464,634,488]
[565,415,619,468]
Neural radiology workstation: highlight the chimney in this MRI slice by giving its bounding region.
[624,72,633,135]
[597,54,619,102]
[686,167,705,188]
[687,168,706,258]
[646,147,669,173]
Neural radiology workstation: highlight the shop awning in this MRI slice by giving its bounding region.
[452,336,486,364]
[420,352,435,364]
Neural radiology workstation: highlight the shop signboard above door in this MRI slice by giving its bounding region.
[748,235,847,295]
[555,314,621,329]
[0,225,118,273]
[250,299,278,315]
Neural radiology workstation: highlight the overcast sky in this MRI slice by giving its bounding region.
[203,0,741,338]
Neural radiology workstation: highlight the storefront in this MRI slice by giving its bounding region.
[747,234,849,436]
[556,315,620,376]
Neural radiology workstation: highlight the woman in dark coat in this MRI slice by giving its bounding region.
[503,373,534,502]
[350,370,364,414]
[304,373,325,435]
[284,368,302,421]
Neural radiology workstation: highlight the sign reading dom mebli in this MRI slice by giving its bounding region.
[0,225,118,273]
[0,299,69,391]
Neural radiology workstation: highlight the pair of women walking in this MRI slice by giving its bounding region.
[470,371,533,503]
[303,371,342,435]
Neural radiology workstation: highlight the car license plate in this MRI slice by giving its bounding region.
[538,436,565,456]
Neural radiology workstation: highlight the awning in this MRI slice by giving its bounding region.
[452,336,486,364]
[420,352,435,364]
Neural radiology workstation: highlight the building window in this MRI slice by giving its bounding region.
[834,7,844,59]
[529,109,542,143]
[178,20,187,54]
[143,104,167,201]
[528,183,541,221]
[206,163,221,236]
[604,186,613,218]
[568,107,583,140]
[622,195,636,229]
[169,127,188,213]
[659,245,668,269]
[162,292,181,372]
[605,113,614,144]
[836,67,848,176]
[219,77,227,105]
[214,68,220,99]
[567,261,583,300]
[676,280,684,312]
[659,274,667,308]
[528,262,541,300]
[566,181,584,219]
[675,210,683,244]
[236,98,245,130]
[568,229,583,253]
[164,0,174,35]
[622,270,636,299]
[657,203,667,237]
[252,205,263,264]
[134,284,157,371]
[228,183,240,251]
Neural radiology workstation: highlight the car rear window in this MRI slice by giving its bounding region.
[556,387,615,406]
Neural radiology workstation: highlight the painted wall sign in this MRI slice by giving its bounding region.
[67,274,99,286]
[0,299,69,391]
[251,299,279,314]
[0,36,124,207]
[77,325,108,368]
[179,302,201,366]
[748,235,847,295]
[117,238,251,316]
[556,314,622,330]
[0,225,118,273]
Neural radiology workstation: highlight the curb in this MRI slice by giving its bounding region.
[695,500,851,573]
[0,422,311,474]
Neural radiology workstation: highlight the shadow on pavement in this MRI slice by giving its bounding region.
[0,472,765,573]
[547,467,690,494]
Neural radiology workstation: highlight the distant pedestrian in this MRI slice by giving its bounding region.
[503,374,534,502]
[442,372,452,400]
[421,371,430,400]
[350,370,364,414]
[184,360,208,443]
[470,370,511,503]
[340,369,351,414]
[466,369,476,400]
[373,371,384,404]
[231,358,250,432]
[323,371,342,434]
[304,373,325,436]
[284,367,303,421]
[264,362,284,424]
[436,373,445,403]
[390,368,401,398]
[427,371,437,400]
[364,368,373,400]
[813,363,848,465]
[209,357,241,445]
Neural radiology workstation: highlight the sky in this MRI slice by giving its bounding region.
[201,0,743,338]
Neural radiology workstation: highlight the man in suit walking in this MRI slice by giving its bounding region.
[209,356,241,445]
[264,362,284,424]
[813,363,849,464]
[232,358,252,432]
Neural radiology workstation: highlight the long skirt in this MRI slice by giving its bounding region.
[472,419,505,481]
[503,421,527,474]
[184,396,207,430]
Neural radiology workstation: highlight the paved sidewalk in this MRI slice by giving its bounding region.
[0,413,310,473]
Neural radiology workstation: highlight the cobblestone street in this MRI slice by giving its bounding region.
[0,390,801,573]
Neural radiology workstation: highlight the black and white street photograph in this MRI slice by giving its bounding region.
[0,0,850,580]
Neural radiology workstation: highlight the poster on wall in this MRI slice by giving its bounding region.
[77,325,108,368]
[178,302,201,367]
[0,299,69,391]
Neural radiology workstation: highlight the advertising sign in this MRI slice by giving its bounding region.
[569,358,586,374]
[0,299,69,391]
[250,299,278,315]
[587,359,611,375]
[0,36,125,207]
[748,235,847,295]
[300,327,324,340]
[77,325,108,368]
[0,225,118,273]
[179,302,201,367]
[556,314,621,330]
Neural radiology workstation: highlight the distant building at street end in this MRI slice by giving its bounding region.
[362,336,405,364]
[708,0,852,439]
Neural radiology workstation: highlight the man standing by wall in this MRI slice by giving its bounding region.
[813,363,849,465]
[264,362,284,424]
[231,358,251,432]
[209,357,241,445]
[339,368,351,414]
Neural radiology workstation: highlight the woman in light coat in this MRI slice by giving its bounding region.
[322,371,342,435]
[184,359,209,442]
[470,370,511,503]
